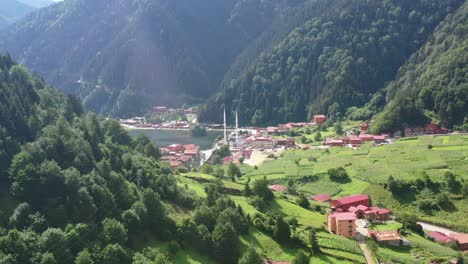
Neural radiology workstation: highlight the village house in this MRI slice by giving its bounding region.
[372,135,386,144]
[183,144,200,162]
[323,137,345,147]
[253,137,275,149]
[404,127,426,137]
[276,138,296,148]
[359,134,374,142]
[328,212,356,238]
[428,231,455,244]
[427,232,468,251]
[267,126,280,135]
[348,205,391,221]
[370,230,402,246]
[268,185,287,193]
[348,137,363,147]
[424,122,449,134]
[160,144,201,169]
[452,234,468,251]
[313,115,327,124]
[360,122,369,134]
[332,194,370,211]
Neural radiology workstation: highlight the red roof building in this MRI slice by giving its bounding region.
[311,193,332,203]
[328,212,356,238]
[167,144,184,153]
[332,194,370,211]
[330,139,344,147]
[428,231,455,244]
[276,138,296,147]
[373,135,386,144]
[425,123,449,134]
[451,234,468,251]
[348,137,363,146]
[313,115,327,124]
[359,134,374,141]
[267,127,280,134]
[268,185,287,193]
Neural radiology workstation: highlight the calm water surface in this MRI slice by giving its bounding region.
[128,129,222,150]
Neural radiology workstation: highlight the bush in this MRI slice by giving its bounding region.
[167,241,180,255]
[296,194,310,209]
[328,167,351,183]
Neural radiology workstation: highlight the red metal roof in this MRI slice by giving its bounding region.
[428,231,454,243]
[332,212,356,221]
[268,185,287,192]
[335,194,369,205]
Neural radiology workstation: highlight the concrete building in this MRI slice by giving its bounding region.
[313,115,327,124]
[253,137,275,149]
[332,194,370,211]
[328,212,356,238]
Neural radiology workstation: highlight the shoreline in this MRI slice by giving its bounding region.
[121,123,234,132]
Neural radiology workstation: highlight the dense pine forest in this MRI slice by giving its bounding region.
[198,0,467,131]
[372,1,468,133]
[0,55,261,264]
[0,0,327,117]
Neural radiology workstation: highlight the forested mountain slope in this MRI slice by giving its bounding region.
[0,54,272,264]
[372,1,468,133]
[199,0,464,126]
[0,0,326,117]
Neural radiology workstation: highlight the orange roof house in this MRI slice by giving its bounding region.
[373,230,402,246]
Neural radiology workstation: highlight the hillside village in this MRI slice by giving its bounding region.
[118,108,467,263]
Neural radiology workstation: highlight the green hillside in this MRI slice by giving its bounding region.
[199,0,464,126]
[372,1,468,132]
[177,134,466,263]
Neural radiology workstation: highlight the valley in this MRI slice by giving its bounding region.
[0,0,466,263]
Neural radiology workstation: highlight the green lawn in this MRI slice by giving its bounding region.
[371,221,403,231]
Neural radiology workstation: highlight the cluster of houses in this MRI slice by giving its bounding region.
[160,144,201,169]
[427,231,468,251]
[323,122,391,147]
[404,122,449,137]
[309,194,404,246]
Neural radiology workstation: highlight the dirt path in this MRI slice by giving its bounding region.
[417,221,461,236]
[356,233,378,264]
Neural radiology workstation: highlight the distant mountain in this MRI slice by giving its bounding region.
[0,0,35,28]
[0,0,337,117]
[372,1,468,133]
[198,0,465,127]
[16,0,55,8]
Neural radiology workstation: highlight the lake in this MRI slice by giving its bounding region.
[127,129,222,150]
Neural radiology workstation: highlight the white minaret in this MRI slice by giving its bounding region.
[235,109,239,145]
[223,107,227,142]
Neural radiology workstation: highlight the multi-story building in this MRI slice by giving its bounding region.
[328,212,356,238]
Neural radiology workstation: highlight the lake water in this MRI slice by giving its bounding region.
[127,129,222,150]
